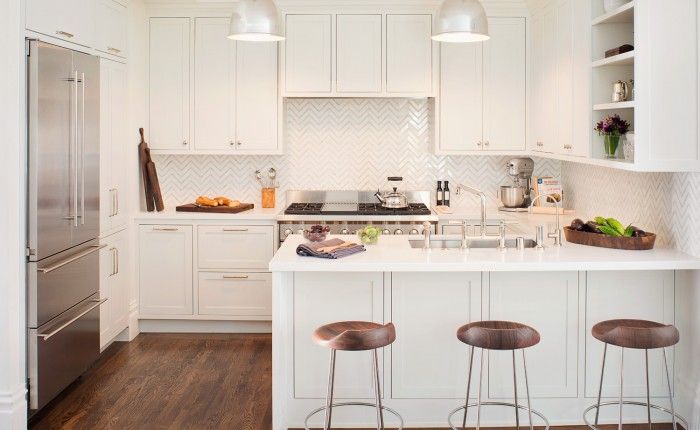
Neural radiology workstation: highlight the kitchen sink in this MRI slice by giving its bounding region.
[409,238,538,249]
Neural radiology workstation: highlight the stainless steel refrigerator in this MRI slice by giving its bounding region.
[26,40,105,412]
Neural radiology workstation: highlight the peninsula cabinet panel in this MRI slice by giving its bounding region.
[138,225,193,316]
[149,18,190,150]
[198,272,271,317]
[293,272,384,399]
[197,225,274,270]
[585,271,675,398]
[386,14,433,94]
[336,14,383,93]
[487,272,579,398]
[285,15,332,93]
[391,272,482,399]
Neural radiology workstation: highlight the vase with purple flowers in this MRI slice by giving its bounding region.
[595,114,631,159]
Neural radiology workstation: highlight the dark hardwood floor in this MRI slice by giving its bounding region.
[29,333,684,430]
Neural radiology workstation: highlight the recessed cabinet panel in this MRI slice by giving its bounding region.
[197,225,274,270]
[386,14,433,94]
[149,18,190,150]
[439,42,483,152]
[100,230,129,349]
[285,15,332,93]
[336,15,383,93]
[194,18,235,151]
[198,272,272,317]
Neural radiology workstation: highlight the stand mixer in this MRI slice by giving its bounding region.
[498,158,534,211]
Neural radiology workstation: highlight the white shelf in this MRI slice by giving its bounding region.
[592,1,635,25]
[593,101,635,110]
[592,51,635,67]
[531,150,638,171]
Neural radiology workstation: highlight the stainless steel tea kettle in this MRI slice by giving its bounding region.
[375,177,409,209]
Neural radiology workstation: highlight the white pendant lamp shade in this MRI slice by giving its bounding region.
[432,0,490,43]
[228,0,285,42]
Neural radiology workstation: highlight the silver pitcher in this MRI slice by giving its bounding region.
[612,80,631,102]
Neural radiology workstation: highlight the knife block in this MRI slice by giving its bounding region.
[262,188,276,208]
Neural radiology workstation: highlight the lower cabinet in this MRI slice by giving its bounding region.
[99,229,129,349]
[198,272,272,317]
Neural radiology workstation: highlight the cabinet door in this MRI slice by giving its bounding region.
[585,271,675,398]
[386,14,433,94]
[27,0,95,47]
[554,0,574,155]
[439,42,483,152]
[392,272,481,398]
[336,15,382,93]
[285,15,332,93]
[235,42,279,152]
[197,225,274,270]
[100,230,129,348]
[483,18,526,151]
[198,272,272,317]
[139,225,193,316]
[95,0,127,57]
[487,272,579,398]
[149,18,190,150]
[532,9,556,153]
[194,18,235,151]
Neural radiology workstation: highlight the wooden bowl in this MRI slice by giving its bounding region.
[563,227,656,250]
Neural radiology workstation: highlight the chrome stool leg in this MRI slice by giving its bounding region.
[324,349,336,430]
[513,350,520,430]
[475,348,485,430]
[461,346,475,430]
[594,344,607,427]
[645,349,652,430]
[663,348,678,430]
[522,350,534,430]
[372,349,385,430]
[619,348,624,430]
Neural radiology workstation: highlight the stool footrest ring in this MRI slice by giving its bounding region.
[304,401,404,430]
[583,400,688,430]
[448,402,550,430]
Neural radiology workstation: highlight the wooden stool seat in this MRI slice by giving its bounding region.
[457,320,540,350]
[592,319,679,349]
[313,321,396,351]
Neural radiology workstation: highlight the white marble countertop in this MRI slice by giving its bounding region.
[135,208,280,221]
[269,234,700,272]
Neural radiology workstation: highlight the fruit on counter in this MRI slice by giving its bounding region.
[571,217,647,238]
[304,225,330,242]
[358,226,381,245]
[308,224,330,234]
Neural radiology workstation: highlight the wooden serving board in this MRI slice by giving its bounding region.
[176,203,255,214]
[563,227,656,250]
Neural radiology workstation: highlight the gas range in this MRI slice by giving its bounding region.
[277,190,438,243]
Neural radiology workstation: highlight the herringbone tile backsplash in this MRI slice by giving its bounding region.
[154,98,560,210]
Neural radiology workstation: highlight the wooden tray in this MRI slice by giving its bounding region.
[563,227,656,250]
[176,203,254,214]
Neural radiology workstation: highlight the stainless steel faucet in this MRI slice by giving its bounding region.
[422,221,432,250]
[529,194,563,246]
[455,184,488,237]
[497,220,507,251]
[460,220,469,249]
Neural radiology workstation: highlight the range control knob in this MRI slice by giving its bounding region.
[382,229,391,235]
[394,229,404,235]
[283,229,293,236]
[340,229,349,234]
[351,230,358,235]
[409,229,419,235]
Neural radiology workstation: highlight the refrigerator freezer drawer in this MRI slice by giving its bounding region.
[28,293,105,411]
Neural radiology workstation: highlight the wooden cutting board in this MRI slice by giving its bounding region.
[175,203,255,214]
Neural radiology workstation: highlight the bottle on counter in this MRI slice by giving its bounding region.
[436,181,443,206]
[443,181,451,207]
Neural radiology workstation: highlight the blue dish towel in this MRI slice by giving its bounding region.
[296,238,366,259]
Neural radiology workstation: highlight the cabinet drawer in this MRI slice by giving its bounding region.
[198,272,272,317]
[197,225,274,269]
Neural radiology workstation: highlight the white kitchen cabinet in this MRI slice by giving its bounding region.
[194,18,236,152]
[99,58,128,236]
[26,0,95,48]
[197,225,274,270]
[100,229,129,349]
[336,15,383,93]
[531,7,556,154]
[95,0,127,58]
[198,272,272,317]
[139,225,193,316]
[438,17,526,154]
[585,271,675,398]
[293,272,384,399]
[284,15,332,94]
[554,0,574,155]
[235,41,279,153]
[149,18,190,150]
[391,272,482,399]
[386,14,433,94]
[487,272,579,398]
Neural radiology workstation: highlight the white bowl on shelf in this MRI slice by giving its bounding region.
[604,0,630,13]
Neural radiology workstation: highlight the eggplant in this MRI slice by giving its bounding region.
[584,221,603,234]
[570,218,585,231]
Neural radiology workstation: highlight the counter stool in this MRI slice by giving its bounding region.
[304,321,403,430]
[584,319,688,430]
[448,321,549,430]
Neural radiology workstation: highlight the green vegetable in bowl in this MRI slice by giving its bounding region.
[590,216,639,238]
[358,226,381,245]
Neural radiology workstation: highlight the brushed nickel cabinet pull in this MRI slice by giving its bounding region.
[37,299,107,340]
[56,30,75,38]
[107,47,121,53]
[38,245,107,273]
[222,228,249,232]
[223,275,249,279]
[153,227,179,231]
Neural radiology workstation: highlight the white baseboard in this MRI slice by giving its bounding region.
[139,319,271,333]
[126,307,140,341]
[0,386,27,430]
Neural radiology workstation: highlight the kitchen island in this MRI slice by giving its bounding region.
[270,235,700,430]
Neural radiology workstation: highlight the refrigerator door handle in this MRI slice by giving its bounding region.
[37,244,107,274]
[37,298,107,341]
[72,70,78,228]
[80,72,85,225]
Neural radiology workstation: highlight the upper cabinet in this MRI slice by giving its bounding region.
[149,17,281,154]
[436,17,526,154]
[95,0,127,58]
[283,13,435,97]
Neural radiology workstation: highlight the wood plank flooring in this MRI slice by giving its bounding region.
[29,333,683,430]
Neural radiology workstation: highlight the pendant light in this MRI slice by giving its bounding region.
[228,0,285,42]
[432,0,489,43]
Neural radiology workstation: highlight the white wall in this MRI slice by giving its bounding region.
[0,0,27,427]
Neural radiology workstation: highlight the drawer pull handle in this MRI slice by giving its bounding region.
[107,46,121,53]
[37,298,108,340]
[38,245,107,273]
[223,275,249,279]
[153,227,179,231]
[222,228,249,232]
[56,30,75,38]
